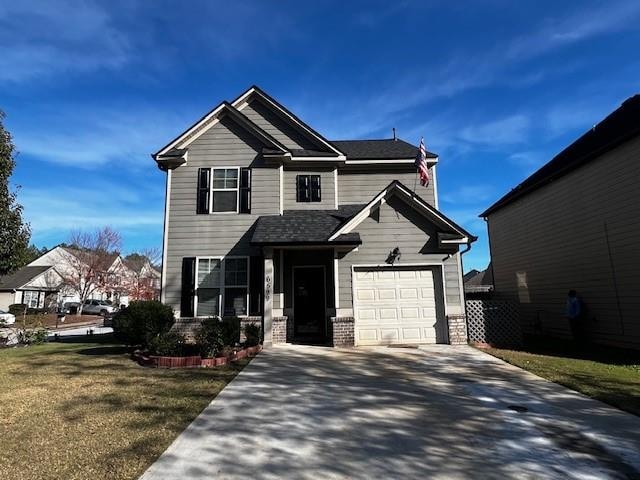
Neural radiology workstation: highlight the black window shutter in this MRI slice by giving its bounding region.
[240,167,251,214]
[297,175,311,202]
[180,257,196,317]
[311,175,321,202]
[196,168,210,214]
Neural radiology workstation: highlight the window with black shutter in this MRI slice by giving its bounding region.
[296,174,321,202]
[239,167,251,213]
[180,257,196,317]
[196,168,210,214]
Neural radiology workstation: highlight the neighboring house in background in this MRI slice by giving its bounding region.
[463,266,493,299]
[481,94,640,348]
[123,258,161,301]
[154,85,476,347]
[27,246,131,308]
[0,266,63,311]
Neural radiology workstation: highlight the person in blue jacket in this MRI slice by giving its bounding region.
[565,290,585,343]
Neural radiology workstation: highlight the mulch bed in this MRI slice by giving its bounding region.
[132,345,263,369]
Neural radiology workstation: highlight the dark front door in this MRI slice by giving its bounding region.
[293,266,326,342]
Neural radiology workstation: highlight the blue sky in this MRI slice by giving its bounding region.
[2,0,639,271]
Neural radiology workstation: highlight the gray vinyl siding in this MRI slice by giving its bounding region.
[338,195,462,312]
[487,135,640,348]
[283,168,336,210]
[239,99,318,150]
[164,115,280,313]
[338,167,436,206]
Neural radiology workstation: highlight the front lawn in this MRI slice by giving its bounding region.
[0,336,249,480]
[481,337,640,416]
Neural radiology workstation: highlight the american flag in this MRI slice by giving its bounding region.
[415,137,430,187]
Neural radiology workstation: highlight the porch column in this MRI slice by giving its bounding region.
[263,248,274,347]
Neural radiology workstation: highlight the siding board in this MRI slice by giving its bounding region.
[488,136,640,347]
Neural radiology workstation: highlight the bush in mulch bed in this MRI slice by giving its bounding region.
[133,317,263,369]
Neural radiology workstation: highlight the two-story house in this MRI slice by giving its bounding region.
[154,86,475,347]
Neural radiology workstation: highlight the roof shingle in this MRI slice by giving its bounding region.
[0,266,53,290]
[331,139,438,160]
[251,205,364,245]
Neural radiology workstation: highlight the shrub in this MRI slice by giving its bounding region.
[18,328,48,345]
[221,317,241,346]
[195,318,224,358]
[8,304,27,316]
[9,304,47,316]
[112,301,174,347]
[244,323,261,347]
[148,331,186,356]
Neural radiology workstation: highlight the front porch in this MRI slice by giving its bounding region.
[263,247,352,347]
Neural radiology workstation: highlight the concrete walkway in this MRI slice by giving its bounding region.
[140,344,640,480]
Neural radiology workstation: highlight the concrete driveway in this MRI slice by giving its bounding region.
[140,344,640,480]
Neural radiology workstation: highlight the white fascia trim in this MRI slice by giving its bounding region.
[394,183,470,239]
[156,105,227,156]
[328,189,389,241]
[160,168,171,303]
[232,87,345,157]
[334,167,338,209]
[432,163,439,209]
[344,157,438,165]
[329,183,469,242]
[290,155,347,161]
[440,237,469,244]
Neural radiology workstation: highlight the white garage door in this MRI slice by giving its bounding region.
[353,267,443,345]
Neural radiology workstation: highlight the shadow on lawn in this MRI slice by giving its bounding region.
[510,335,640,366]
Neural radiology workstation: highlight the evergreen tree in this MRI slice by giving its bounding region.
[0,110,31,275]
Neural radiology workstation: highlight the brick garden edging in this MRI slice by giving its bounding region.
[132,345,263,369]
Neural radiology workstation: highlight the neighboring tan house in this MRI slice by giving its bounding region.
[481,94,640,348]
[154,85,476,347]
[27,246,132,308]
[0,266,63,311]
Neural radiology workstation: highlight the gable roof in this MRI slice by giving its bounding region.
[329,181,476,243]
[481,94,640,217]
[153,100,288,162]
[251,205,364,246]
[232,85,345,157]
[464,265,493,293]
[332,139,437,161]
[0,266,55,290]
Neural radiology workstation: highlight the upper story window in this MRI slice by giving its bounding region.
[197,167,251,214]
[296,175,321,202]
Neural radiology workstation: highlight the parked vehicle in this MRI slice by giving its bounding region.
[62,302,80,314]
[82,300,118,316]
[0,310,16,325]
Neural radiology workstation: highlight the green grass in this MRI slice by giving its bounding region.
[0,336,249,480]
[482,337,640,416]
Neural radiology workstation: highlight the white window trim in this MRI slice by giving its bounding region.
[194,256,250,318]
[210,167,241,215]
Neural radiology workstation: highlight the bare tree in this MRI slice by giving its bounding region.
[60,227,122,314]
[123,247,162,301]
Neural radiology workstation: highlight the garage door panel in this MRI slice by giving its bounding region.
[378,288,396,300]
[399,288,418,299]
[357,289,375,301]
[402,328,421,340]
[358,329,378,341]
[380,328,399,342]
[354,267,442,346]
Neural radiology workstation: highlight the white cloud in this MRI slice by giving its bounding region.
[459,115,530,146]
[20,184,163,247]
[10,104,186,168]
[0,1,132,82]
[441,185,496,205]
